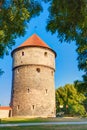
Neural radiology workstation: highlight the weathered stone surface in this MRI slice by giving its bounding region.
[11,45,56,117]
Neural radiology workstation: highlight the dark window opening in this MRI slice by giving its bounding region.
[46,89,48,94]
[36,68,40,73]
[22,52,24,56]
[32,105,35,109]
[44,52,47,56]
[51,71,53,76]
[28,89,30,93]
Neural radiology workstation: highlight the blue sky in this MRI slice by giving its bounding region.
[0,2,84,106]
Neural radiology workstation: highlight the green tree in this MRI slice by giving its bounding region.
[74,79,87,112]
[56,84,86,116]
[74,78,87,94]
[43,0,87,89]
[0,0,42,58]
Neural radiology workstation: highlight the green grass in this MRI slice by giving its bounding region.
[0,125,87,130]
[1,117,87,124]
[1,118,87,130]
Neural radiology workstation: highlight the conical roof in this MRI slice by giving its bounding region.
[12,34,56,57]
[18,34,50,49]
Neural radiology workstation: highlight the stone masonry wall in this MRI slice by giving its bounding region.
[12,47,55,70]
[11,47,56,117]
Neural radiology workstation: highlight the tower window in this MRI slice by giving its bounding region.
[32,105,35,110]
[44,52,47,56]
[17,105,20,110]
[46,89,48,94]
[17,69,19,74]
[22,52,24,56]
[51,71,53,76]
[36,68,40,73]
[28,88,30,93]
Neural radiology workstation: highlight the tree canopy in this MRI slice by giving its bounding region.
[0,0,87,88]
[43,0,87,90]
[0,0,42,58]
[56,84,86,116]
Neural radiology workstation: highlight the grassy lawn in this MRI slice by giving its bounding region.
[0,125,87,130]
[1,117,87,124]
[1,118,87,130]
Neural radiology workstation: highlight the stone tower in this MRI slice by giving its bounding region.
[11,34,56,117]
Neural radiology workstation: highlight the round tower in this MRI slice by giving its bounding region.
[11,34,56,117]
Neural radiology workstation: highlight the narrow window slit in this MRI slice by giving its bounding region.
[17,105,20,110]
[46,89,48,94]
[32,105,35,109]
[22,52,24,56]
[28,89,30,93]
[51,71,53,76]
[17,69,19,73]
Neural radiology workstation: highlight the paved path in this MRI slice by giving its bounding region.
[0,122,87,127]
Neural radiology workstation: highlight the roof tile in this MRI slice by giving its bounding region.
[18,34,50,49]
[0,106,12,110]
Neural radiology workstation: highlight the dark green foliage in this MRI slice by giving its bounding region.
[0,0,42,74]
[46,0,87,72]
[46,0,87,44]
[43,0,87,90]
[74,76,87,94]
[0,0,42,58]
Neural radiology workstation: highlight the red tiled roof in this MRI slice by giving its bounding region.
[0,106,12,110]
[18,34,50,49]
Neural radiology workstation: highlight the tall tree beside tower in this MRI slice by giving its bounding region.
[0,0,42,58]
[43,0,87,91]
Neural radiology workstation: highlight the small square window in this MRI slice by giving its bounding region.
[36,68,40,73]
[44,52,47,56]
